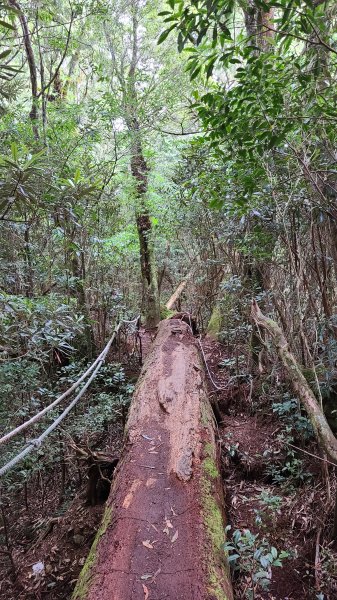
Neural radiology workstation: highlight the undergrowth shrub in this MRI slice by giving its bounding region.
[224,525,289,600]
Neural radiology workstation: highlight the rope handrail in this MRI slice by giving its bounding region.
[0,315,140,447]
[0,315,140,477]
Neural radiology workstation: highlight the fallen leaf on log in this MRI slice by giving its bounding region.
[163,517,174,535]
[171,530,178,543]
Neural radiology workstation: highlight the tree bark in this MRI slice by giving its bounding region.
[23,223,34,298]
[72,319,233,600]
[243,0,274,49]
[240,8,275,365]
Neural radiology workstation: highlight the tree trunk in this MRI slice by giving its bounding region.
[251,300,337,464]
[104,2,161,328]
[126,3,160,328]
[131,138,160,328]
[10,0,39,140]
[23,223,34,298]
[251,300,337,542]
[240,7,275,365]
[244,262,265,370]
[71,250,95,360]
[72,319,233,600]
[244,0,274,49]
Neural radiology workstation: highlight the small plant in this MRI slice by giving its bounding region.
[223,432,240,458]
[272,393,313,441]
[224,526,289,600]
[253,490,283,529]
[264,431,313,488]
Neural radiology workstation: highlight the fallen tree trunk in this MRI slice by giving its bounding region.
[73,319,233,600]
[165,269,195,312]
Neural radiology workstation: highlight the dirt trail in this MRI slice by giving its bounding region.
[73,319,233,600]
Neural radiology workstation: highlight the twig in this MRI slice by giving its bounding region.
[286,442,337,468]
[314,527,322,591]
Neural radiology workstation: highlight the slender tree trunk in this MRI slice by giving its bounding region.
[71,248,94,359]
[126,5,160,327]
[130,135,160,327]
[165,267,194,311]
[251,300,337,542]
[244,0,258,43]
[251,300,337,463]
[23,223,34,298]
[241,8,275,366]
[244,1,274,48]
[104,4,160,327]
[10,0,39,139]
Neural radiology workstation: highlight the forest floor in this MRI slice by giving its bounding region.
[1,327,337,600]
[202,336,337,600]
[0,424,124,600]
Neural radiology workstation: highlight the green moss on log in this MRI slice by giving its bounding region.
[72,505,112,600]
[200,437,231,600]
[203,442,220,479]
[160,305,175,319]
[207,305,222,339]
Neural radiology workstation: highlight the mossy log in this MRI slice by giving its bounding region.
[73,319,233,600]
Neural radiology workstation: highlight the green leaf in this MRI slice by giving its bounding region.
[0,48,11,60]
[196,27,208,45]
[190,65,202,80]
[178,31,184,52]
[228,553,240,561]
[260,555,270,568]
[0,19,15,30]
[157,24,176,44]
[206,57,217,79]
[11,142,18,162]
